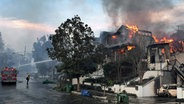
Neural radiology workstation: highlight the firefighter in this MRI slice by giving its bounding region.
[26,73,30,85]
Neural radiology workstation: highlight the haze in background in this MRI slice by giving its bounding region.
[0,0,110,52]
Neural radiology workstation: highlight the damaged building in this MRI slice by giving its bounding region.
[100,25,154,63]
[97,24,184,97]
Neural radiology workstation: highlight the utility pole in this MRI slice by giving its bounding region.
[159,48,163,87]
[24,45,26,56]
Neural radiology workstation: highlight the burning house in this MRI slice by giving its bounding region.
[97,24,184,97]
[93,0,184,98]
[146,43,176,87]
[100,25,154,62]
[145,42,184,98]
[170,25,184,53]
[147,43,171,70]
[98,24,156,85]
[146,25,184,86]
[100,25,154,49]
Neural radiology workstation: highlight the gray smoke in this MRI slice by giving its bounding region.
[102,0,174,35]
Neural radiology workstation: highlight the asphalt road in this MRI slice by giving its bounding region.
[0,77,182,104]
[0,77,103,104]
[130,97,180,104]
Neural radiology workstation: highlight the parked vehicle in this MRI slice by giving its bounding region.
[158,84,177,97]
[1,67,17,84]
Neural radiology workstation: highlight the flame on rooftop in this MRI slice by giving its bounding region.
[127,45,135,51]
[126,24,139,33]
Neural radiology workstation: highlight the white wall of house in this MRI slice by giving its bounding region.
[83,82,91,86]
[124,86,137,95]
[139,78,157,97]
[149,62,168,70]
[111,84,121,93]
[80,71,166,97]
[72,76,87,85]
[107,73,159,97]
[177,87,184,99]
[109,84,138,95]
[143,71,161,79]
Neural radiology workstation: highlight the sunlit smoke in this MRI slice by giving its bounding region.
[0,17,55,52]
[0,17,54,33]
[102,0,184,35]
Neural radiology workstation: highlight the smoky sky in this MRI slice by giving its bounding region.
[0,0,58,24]
[0,0,91,52]
[102,0,175,35]
[0,0,89,25]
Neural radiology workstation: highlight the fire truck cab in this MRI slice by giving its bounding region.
[1,67,17,84]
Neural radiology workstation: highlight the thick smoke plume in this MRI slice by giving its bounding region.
[102,0,174,35]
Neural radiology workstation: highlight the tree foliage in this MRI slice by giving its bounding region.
[47,15,97,78]
[92,44,107,64]
[103,62,118,81]
[47,15,98,91]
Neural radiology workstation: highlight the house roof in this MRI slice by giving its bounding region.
[147,43,169,48]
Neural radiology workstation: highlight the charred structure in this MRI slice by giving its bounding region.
[170,25,184,53]
[100,25,154,60]
[147,43,170,70]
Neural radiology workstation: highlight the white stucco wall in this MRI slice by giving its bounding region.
[177,87,184,99]
[109,76,158,97]
[72,76,87,85]
[111,84,121,93]
[124,86,137,95]
[136,78,157,97]
[109,84,137,95]
[149,62,168,70]
[137,86,143,97]
[142,79,156,97]
[143,71,160,79]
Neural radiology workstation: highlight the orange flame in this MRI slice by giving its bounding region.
[170,47,173,53]
[152,35,173,43]
[161,48,165,53]
[152,35,159,43]
[119,49,125,54]
[126,24,139,33]
[112,35,117,39]
[127,45,135,51]
[152,34,175,53]
[126,24,139,39]
[160,37,173,43]
[118,49,125,54]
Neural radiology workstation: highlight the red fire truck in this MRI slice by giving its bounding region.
[1,67,17,84]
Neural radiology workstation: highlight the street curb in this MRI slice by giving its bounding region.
[71,91,108,99]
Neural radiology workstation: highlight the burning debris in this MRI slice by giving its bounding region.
[152,35,173,43]
[100,24,154,53]
[100,23,184,56]
[151,27,184,53]
[125,24,139,37]
[100,24,154,63]
[100,0,184,54]
[99,24,184,89]
[127,45,135,51]
[100,0,184,57]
